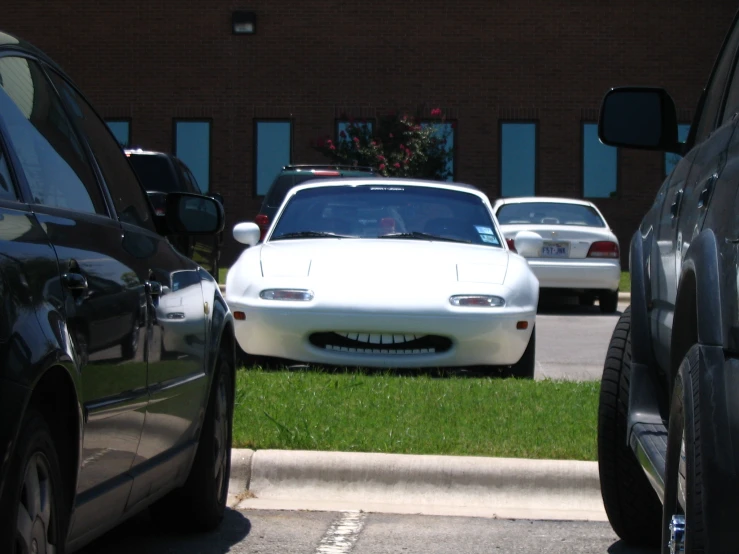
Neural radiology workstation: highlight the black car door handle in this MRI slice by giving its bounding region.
[697,173,717,208]
[670,189,683,218]
[61,272,88,291]
[145,280,162,296]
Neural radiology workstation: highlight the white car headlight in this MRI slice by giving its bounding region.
[449,295,505,307]
[259,288,314,301]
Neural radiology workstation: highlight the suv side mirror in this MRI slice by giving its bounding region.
[599,87,681,153]
[210,192,225,206]
[165,192,225,235]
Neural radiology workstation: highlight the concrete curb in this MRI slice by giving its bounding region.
[227,449,607,521]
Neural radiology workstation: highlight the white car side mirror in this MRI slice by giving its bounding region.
[513,231,543,258]
[233,222,261,246]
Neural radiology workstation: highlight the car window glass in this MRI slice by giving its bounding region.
[182,164,203,194]
[0,56,105,214]
[496,202,606,227]
[721,51,739,124]
[127,154,179,193]
[48,71,154,230]
[0,142,19,201]
[695,21,739,141]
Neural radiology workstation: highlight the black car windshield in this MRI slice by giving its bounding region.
[127,155,179,193]
[496,202,606,227]
[270,185,503,247]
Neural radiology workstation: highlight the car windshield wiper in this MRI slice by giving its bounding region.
[271,231,351,241]
[378,231,472,244]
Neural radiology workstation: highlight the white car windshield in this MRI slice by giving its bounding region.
[496,202,606,227]
[270,185,503,247]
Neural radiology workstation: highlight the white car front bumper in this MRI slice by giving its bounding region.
[229,300,535,368]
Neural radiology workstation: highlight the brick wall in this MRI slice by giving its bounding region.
[4,1,736,266]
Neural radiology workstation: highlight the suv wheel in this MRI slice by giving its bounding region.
[662,345,705,553]
[0,409,68,554]
[597,306,662,546]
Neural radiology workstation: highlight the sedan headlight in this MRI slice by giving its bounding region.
[259,288,314,301]
[449,295,505,307]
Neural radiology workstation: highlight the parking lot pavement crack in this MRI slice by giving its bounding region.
[315,511,367,554]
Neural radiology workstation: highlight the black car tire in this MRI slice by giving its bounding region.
[0,408,68,554]
[121,320,140,360]
[597,306,662,546]
[151,347,233,531]
[599,290,619,313]
[507,326,536,379]
[661,344,705,553]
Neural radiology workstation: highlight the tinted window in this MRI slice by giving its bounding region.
[583,123,617,198]
[106,119,130,147]
[0,57,105,214]
[127,154,179,193]
[0,142,18,201]
[500,122,536,197]
[50,72,154,229]
[256,121,291,195]
[272,185,502,247]
[177,160,203,194]
[175,120,210,191]
[496,202,606,227]
[264,173,328,208]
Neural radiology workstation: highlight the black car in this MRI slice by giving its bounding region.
[124,148,224,279]
[596,10,739,553]
[255,164,376,241]
[0,33,236,552]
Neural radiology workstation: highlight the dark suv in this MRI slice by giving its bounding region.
[596,11,739,553]
[256,164,376,240]
[125,148,224,278]
[0,33,236,552]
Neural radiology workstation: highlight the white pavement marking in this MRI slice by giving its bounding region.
[315,511,367,554]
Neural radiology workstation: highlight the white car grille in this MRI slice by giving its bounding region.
[309,332,452,355]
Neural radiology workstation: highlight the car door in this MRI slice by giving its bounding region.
[49,74,211,509]
[0,54,149,539]
[649,23,739,372]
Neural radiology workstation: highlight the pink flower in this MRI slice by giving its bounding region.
[377,155,385,161]
[353,136,360,143]
[405,148,411,156]
[394,162,401,168]
[371,141,377,147]
[327,139,333,145]
[329,144,336,151]
[430,108,442,116]
[379,163,386,170]
[389,133,394,138]
[399,144,405,150]
[339,130,347,138]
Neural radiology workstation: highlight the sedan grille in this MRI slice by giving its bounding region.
[309,332,452,355]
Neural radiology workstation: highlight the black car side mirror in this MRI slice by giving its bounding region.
[165,192,225,235]
[598,87,681,153]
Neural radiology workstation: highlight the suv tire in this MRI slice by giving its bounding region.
[508,326,536,379]
[597,306,662,546]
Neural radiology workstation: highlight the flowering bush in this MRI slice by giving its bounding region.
[313,109,454,181]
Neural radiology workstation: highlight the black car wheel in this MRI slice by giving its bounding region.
[151,346,233,531]
[662,345,705,553]
[600,290,619,313]
[597,306,662,546]
[0,409,68,554]
[121,321,140,360]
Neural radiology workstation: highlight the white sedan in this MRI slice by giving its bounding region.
[226,179,540,377]
[492,197,621,313]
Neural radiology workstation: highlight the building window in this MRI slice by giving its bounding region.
[336,119,374,144]
[255,120,292,196]
[665,124,691,176]
[174,120,211,191]
[106,119,130,148]
[583,123,617,198]
[500,122,537,197]
[422,121,456,181]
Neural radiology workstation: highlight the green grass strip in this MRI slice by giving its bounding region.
[233,368,600,461]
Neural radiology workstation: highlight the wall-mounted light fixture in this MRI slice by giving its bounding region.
[232,11,256,34]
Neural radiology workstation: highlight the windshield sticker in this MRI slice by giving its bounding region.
[370,187,405,191]
[480,234,500,244]
[475,226,494,235]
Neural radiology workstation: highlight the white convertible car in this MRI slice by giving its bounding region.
[493,197,621,313]
[226,179,540,377]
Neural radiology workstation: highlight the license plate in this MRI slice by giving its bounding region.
[541,241,569,257]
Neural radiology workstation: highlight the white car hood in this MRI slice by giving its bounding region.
[258,239,509,284]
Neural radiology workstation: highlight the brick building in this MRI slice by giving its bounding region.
[4,2,737,265]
